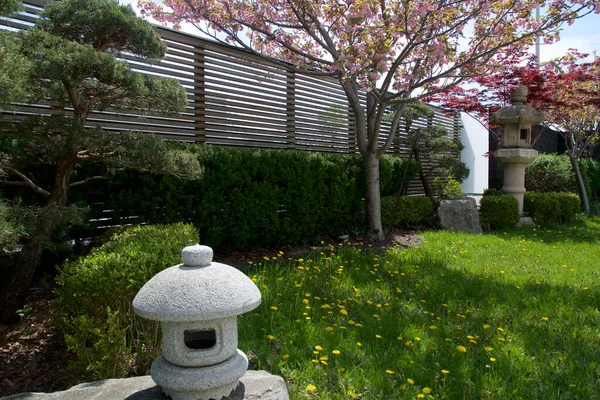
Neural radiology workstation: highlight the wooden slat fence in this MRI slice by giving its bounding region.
[2,0,462,196]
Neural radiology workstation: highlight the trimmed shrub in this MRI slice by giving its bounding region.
[524,192,581,224]
[381,196,434,228]
[71,144,416,251]
[580,158,600,199]
[483,188,504,197]
[479,195,520,230]
[53,223,199,379]
[525,153,577,193]
[432,176,463,200]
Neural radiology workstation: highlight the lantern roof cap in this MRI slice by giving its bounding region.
[133,244,262,322]
[490,85,545,126]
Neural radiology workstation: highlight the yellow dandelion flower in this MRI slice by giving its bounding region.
[311,359,319,364]
[270,306,278,311]
[319,356,329,361]
[332,350,341,355]
[490,357,497,362]
[320,360,328,366]
[423,387,432,394]
[414,337,421,342]
[385,370,395,375]
[483,324,491,329]
[441,369,450,374]
[314,345,323,351]
[541,317,549,321]
[429,325,437,330]
[267,335,275,341]
[306,384,316,391]
[376,334,382,339]
[356,342,362,347]
[340,309,348,316]
[407,378,415,385]
[498,337,505,342]
[456,345,467,353]
[497,327,505,333]
[282,354,289,359]
[417,394,425,399]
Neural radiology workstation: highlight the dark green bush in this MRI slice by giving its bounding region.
[53,223,198,379]
[580,158,600,199]
[71,145,415,251]
[381,196,434,228]
[524,191,581,224]
[483,188,504,197]
[479,195,520,230]
[525,153,577,193]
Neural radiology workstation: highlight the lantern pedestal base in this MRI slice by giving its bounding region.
[496,148,538,215]
[151,349,248,400]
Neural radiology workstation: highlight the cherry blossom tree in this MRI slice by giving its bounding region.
[140,0,599,238]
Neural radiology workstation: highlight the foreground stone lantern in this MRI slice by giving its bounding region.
[133,244,262,400]
[491,85,545,215]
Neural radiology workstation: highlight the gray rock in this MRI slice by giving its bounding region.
[516,216,536,228]
[438,198,482,234]
[1,370,289,400]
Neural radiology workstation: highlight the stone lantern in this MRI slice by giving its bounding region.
[491,85,545,215]
[133,244,262,400]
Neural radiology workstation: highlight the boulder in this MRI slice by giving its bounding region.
[2,370,288,400]
[438,198,482,234]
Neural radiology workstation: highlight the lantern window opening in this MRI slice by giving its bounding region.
[184,329,217,350]
[520,128,529,140]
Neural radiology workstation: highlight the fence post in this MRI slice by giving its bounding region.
[194,45,206,143]
[286,70,296,149]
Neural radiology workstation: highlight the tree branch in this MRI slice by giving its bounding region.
[0,166,51,197]
[69,175,109,187]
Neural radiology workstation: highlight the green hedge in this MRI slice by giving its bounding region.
[525,153,577,193]
[71,144,416,251]
[381,195,434,228]
[53,223,199,379]
[479,195,520,230]
[524,191,581,224]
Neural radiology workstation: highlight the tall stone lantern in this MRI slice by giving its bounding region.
[491,85,545,216]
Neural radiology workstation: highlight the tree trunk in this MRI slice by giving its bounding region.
[0,234,47,324]
[414,150,432,200]
[569,154,590,214]
[363,150,383,240]
[0,159,74,324]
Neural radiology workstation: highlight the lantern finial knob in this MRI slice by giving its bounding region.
[510,84,528,105]
[182,244,213,267]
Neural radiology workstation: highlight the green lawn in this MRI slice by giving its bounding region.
[238,217,600,399]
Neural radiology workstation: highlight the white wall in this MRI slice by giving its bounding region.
[460,112,488,196]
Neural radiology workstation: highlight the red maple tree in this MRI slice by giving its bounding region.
[429,49,600,213]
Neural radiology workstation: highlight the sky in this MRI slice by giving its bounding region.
[538,11,600,61]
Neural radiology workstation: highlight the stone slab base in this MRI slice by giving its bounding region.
[2,370,288,400]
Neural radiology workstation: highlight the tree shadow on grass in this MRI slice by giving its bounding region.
[493,218,600,245]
